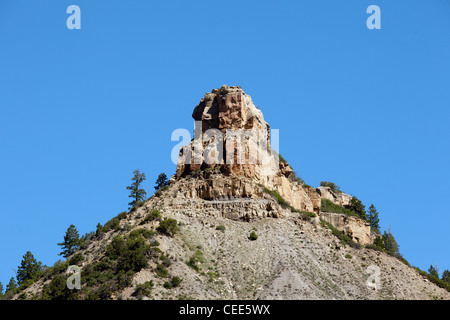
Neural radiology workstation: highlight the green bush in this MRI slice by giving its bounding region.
[215,225,226,231]
[186,250,204,272]
[345,254,352,259]
[133,281,153,298]
[69,253,84,266]
[413,267,450,293]
[321,199,360,218]
[117,211,128,220]
[141,210,162,224]
[42,275,79,300]
[155,264,168,278]
[249,231,258,241]
[320,181,342,193]
[103,217,120,232]
[157,218,179,237]
[171,276,182,287]
[163,276,183,289]
[128,228,155,240]
[117,236,149,272]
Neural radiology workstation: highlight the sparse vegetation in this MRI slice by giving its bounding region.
[320,181,342,193]
[133,281,154,299]
[321,199,359,218]
[249,231,258,241]
[320,219,361,249]
[186,250,204,272]
[215,225,226,231]
[141,210,162,224]
[157,218,179,237]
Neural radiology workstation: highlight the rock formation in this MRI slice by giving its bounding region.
[11,85,450,301]
[174,85,371,244]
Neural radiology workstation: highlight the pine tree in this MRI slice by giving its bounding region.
[6,277,17,292]
[126,169,147,208]
[95,222,104,236]
[442,269,450,284]
[16,251,43,285]
[348,196,367,220]
[0,281,4,297]
[428,265,439,278]
[382,229,400,255]
[155,173,169,191]
[58,224,80,258]
[368,204,380,233]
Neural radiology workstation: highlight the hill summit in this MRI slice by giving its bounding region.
[10,85,450,300]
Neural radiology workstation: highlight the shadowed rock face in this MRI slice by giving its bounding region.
[174,85,372,245]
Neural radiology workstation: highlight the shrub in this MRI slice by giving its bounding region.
[215,225,226,231]
[413,267,450,293]
[43,275,79,300]
[117,211,128,220]
[300,211,317,221]
[69,253,84,266]
[103,217,120,232]
[171,276,182,287]
[128,228,155,240]
[141,210,162,224]
[321,199,359,218]
[263,187,289,207]
[288,172,304,185]
[163,276,182,289]
[117,236,149,272]
[186,250,204,272]
[249,231,258,241]
[157,218,179,237]
[320,181,342,193]
[133,281,153,298]
[345,254,352,259]
[161,256,172,268]
[155,264,169,278]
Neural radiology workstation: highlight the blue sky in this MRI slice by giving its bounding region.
[1,0,449,288]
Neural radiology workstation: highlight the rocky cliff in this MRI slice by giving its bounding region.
[175,85,369,244]
[11,86,450,301]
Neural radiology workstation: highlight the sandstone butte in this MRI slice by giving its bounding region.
[12,85,450,300]
[174,85,372,246]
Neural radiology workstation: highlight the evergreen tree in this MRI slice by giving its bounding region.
[126,169,147,208]
[95,222,104,236]
[428,265,439,278]
[58,224,80,258]
[154,173,169,191]
[367,204,380,233]
[382,229,400,255]
[16,251,43,285]
[347,196,367,220]
[0,281,3,297]
[6,277,17,292]
[442,269,450,284]
[373,234,384,248]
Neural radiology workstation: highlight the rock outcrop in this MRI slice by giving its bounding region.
[320,212,372,245]
[173,85,373,245]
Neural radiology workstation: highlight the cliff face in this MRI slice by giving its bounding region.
[175,85,369,244]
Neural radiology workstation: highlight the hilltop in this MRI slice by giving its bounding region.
[5,86,450,300]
